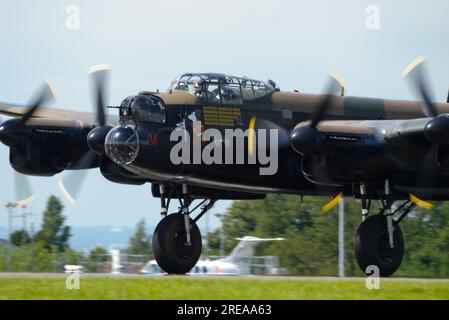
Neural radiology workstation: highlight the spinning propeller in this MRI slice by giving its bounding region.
[286,73,345,212]
[248,72,345,159]
[14,171,35,208]
[317,57,441,213]
[0,81,57,147]
[58,65,111,204]
[247,116,290,157]
[403,56,438,118]
[403,57,449,145]
[0,82,57,208]
[19,81,58,125]
[402,56,448,210]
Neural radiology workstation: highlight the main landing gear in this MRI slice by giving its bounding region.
[152,183,216,274]
[355,180,415,277]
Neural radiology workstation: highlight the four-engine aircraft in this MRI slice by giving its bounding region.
[1,57,448,276]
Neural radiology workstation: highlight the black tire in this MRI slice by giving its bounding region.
[355,214,404,277]
[152,213,202,274]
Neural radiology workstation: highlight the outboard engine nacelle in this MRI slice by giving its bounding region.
[1,118,94,176]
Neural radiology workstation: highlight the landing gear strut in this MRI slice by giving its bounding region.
[152,183,216,274]
[355,180,415,277]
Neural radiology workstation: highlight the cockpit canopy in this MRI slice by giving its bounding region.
[168,73,276,104]
[120,95,166,123]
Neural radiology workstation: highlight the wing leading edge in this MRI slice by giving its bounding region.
[0,101,117,126]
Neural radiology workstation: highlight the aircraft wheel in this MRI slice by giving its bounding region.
[152,213,202,274]
[355,214,404,277]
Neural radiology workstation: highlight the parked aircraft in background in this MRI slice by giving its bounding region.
[141,236,286,276]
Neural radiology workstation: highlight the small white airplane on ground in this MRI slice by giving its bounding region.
[64,265,84,273]
[141,236,286,275]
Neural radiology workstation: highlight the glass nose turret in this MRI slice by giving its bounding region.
[104,125,139,165]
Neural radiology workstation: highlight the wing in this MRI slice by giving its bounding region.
[0,101,118,126]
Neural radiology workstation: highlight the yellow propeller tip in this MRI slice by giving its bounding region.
[321,192,343,213]
[248,116,256,157]
[45,80,58,99]
[403,56,426,77]
[88,64,111,74]
[329,71,347,90]
[58,179,76,205]
[15,194,35,208]
[409,193,433,210]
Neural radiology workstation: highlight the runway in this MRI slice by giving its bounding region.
[0,272,448,283]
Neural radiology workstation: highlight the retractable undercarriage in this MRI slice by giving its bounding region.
[151,179,417,276]
[355,179,416,277]
[152,183,216,274]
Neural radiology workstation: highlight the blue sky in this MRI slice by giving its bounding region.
[1,0,449,231]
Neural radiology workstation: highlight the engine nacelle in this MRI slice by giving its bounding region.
[2,118,97,176]
[10,146,64,176]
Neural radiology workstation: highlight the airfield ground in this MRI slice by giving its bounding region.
[0,274,448,299]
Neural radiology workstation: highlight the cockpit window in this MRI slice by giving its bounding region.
[206,83,221,104]
[173,81,190,91]
[221,82,242,105]
[168,73,275,104]
[130,95,166,123]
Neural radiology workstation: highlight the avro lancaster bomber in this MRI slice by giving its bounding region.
[1,57,448,276]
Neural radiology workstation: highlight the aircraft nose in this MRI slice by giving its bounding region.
[104,125,140,165]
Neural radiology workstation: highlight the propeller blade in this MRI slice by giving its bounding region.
[14,171,34,207]
[58,151,98,204]
[329,71,347,97]
[321,192,343,213]
[310,75,341,128]
[409,193,433,210]
[403,56,438,117]
[248,116,290,157]
[58,65,110,204]
[89,64,110,127]
[19,80,57,125]
[248,116,256,157]
[254,118,290,147]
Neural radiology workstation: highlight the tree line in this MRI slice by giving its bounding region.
[0,195,152,272]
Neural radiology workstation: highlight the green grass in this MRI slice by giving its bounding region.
[0,276,448,300]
